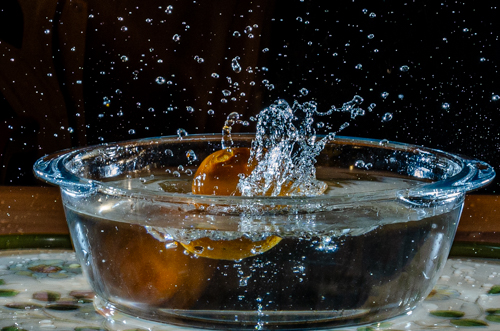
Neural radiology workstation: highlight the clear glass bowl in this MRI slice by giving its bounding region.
[33,134,495,330]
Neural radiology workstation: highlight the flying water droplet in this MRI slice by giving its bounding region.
[399,65,410,72]
[120,55,129,62]
[381,92,389,99]
[442,102,450,110]
[354,160,365,168]
[381,113,393,122]
[186,150,197,163]
[186,106,195,113]
[164,149,174,156]
[120,26,128,32]
[165,5,173,14]
[155,76,166,85]
[355,64,363,70]
[379,139,389,146]
[172,34,181,42]
[367,34,374,39]
[231,56,242,73]
[233,31,241,38]
[492,95,500,101]
[177,128,188,139]
[369,12,376,18]
[222,90,231,97]
[300,88,309,96]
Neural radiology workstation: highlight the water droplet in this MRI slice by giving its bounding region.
[67,127,74,133]
[211,73,219,78]
[381,92,389,99]
[148,107,155,112]
[155,76,166,85]
[367,34,374,39]
[362,8,368,14]
[244,26,253,34]
[355,64,363,70]
[442,102,450,110]
[296,17,303,22]
[369,12,376,18]
[186,106,195,113]
[165,149,173,156]
[115,89,122,95]
[88,14,94,19]
[463,27,469,32]
[222,89,231,97]
[120,26,128,32]
[165,5,173,14]
[44,29,50,34]
[172,34,181,42]
[120,55,129,62]
[262,48,269,53]
[398,94,404,100]
[70,47,76,51]
[128,129,136,135]
[399,65,410,72]
[231,56,242,73]
[177,128,188,139]
[186,150,197,163]
[117,17,124,21]
[194,55,204,63]
[480,57,486,62]
[379,139,389,146]
[381,112,393,122]
[145,18,153,23]
[354,160,365,168]
[233,31,241,38]
[374,49,379,53]
[300,88,309,96]
[492,95,500,101]
[207,109,215,115]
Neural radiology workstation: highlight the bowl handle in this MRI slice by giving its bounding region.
[33,152,97,195]
[398,159,495,206]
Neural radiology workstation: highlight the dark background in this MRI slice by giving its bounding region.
[1,0,498,193]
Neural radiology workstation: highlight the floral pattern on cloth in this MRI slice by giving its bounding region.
[2,250,500,330]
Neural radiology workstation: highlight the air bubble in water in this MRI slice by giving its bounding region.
[381,113,393,122]
[155,76,166,85]
[177,128,188,139]
[231,56,242,73]
[186,106,195,113]
[172,34,181,42]
[399,65,410,72]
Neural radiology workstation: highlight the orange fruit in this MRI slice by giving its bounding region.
[190,147,282,260]
[192,147,255,196]
[180,235,282,261]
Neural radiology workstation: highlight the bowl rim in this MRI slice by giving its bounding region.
[33,133,495,206]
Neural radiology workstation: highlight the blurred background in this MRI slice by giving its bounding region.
[1,0,498,193]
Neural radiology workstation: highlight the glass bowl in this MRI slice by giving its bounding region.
[33,134,495,330]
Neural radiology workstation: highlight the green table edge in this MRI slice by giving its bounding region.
[0,235,499,260]
[0,234,73,250]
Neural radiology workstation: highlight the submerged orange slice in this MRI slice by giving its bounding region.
[189,147,281,260]
[180,235,282,261]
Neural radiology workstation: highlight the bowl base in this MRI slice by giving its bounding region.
[93,295,410,330]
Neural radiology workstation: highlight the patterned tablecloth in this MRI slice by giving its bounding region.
[1,250,500,331]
